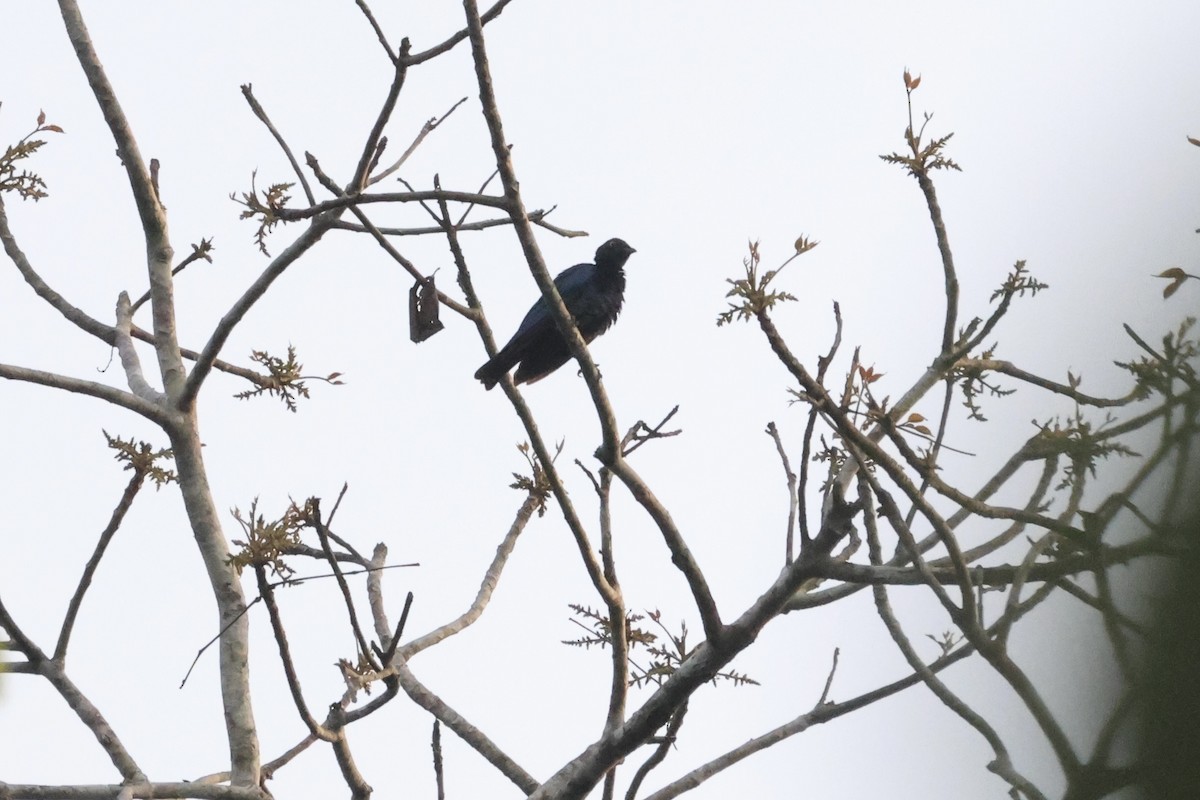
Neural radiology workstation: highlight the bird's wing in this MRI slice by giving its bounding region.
[508,262,595,339]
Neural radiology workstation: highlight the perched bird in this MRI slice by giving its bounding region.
[475,238,637,390]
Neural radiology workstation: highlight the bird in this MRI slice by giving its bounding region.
[475,238,637,390]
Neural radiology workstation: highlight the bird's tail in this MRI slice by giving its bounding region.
[474,347,520,390]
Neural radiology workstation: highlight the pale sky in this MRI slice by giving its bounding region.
[3,2,1199,798]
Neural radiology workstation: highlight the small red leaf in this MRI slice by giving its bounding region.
[37,109,46,126]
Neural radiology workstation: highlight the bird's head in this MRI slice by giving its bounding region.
[595,238,637,268]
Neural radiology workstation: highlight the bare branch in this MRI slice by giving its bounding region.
[405,0,515,65]
[368,97,468,186]
[330,206,581,238]
[820,535,1166,587]
[129,240,214,316]
[606,457,725,644]
[255,564,335,742]
[392,660,539,794]
[0,785,261,800]
[765,422,798,563]
[346,205,477,320]
[432,720,446,800]
[350,40,411,192]
[956,357,1138,407]
[56,0,189,400]
[401,493,538,658]
[642,581,1059,800]
[181,218,333,408]
[366,543,392,646]
[528,498,859,799]
[280,188,512,221]
[0,194,116,344]
[0,595,147,783]
[310,501,377,669]
[115,292,166,404]
[816,647,840,706]
[55,470,146,661]
[354,0,397,64]
[858,475,1047,800]
[0,362,170,425]
[240,84,315,206]
[624,703,688,800]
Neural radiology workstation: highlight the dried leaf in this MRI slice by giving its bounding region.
[1157,267,1189,298]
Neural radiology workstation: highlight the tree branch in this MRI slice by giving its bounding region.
[0,595,147,784]
[55,469,146,661]
[115,291,167,404]
[405,0,515,65]
[181,218,333,409]
[0,362,170,425]
[57,0,187,401]
[0,193,115,344]
[401,493,538,658]
[392,660,540,794]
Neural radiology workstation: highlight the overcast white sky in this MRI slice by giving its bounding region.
[3,2,1199,798]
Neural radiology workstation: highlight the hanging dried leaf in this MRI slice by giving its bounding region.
[409,275,445,343]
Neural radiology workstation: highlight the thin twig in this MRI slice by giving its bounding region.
[816,647,840,705]
[310,500,378,670]
[368,97,468,186]
[181,218,334,409]
[433,719,446,800]
[55,470,146,661]
[0,594,147,783]
[240,84,315,205]
[350,40,411,192]
[392,660,540,794]
[765,422,798,564]
[404,0,515,65]
[858,474,1047,800]
[624,703,689,800]
[401,494,536,658]
[254,564,334,741]
[354,0,397,63]
[955,357,1138,408]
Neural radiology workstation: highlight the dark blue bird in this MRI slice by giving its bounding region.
[475,238,637,390]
